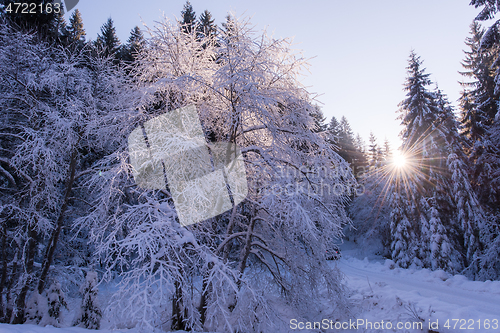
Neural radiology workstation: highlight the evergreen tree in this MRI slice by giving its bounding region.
[428,200,452,271]
[459,20,500,213]
[383,138,392,161]
[66,9,86,47]
[46,282,67,326]
[327,116,342,146]
[354,133,369,178]
[436,85,484,276]
[54,5,66,41]
[310,105,328,133]
[95,17,121,59]
[338,116,356,163]
[368,132,379,168]
[459,21,497,144]
[198,9,217,40]
[354,133,366,154]
[181,1,196,34]
[468,0,500,281]
[470,0,500,20]
[390,189,414,269]
[222,14,237,40]
[121,26,145,63]
[336,116,366,178]
[0,0,63,42]
[73,272,102,329]
[393,52,462,271]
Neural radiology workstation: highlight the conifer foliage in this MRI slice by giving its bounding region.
[73,272,102,330]
[65,9,86,47]
[390,51,484,276]
[96,17,121,59]
[46,283,68,326]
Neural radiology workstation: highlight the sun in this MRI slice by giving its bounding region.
[392,151,407,168]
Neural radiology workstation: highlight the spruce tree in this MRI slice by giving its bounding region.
[468,0,500,281]
[122,26,145,63]
[0,0,62,42]
[354,133,369,177]
[95,17,121,59]
[66,9,86,47]
[436,86,485,274]
[181,1,196,34]
[393,52,460,271]
[336,116,366,178]
[390,189,414,268]
[327,116,342,146]
[338,116,356,164]
[459,22,498,144]
[73,272,102,329]
[198,9,217,40]
[383,138,392,162]
[368,132,378,168]
[46,282,67,326]
[310,105,328,133]
[428,200,452,271]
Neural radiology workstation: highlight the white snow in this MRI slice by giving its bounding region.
[0,324,138,333]
[336,241,500,333]
[0,324,199,333]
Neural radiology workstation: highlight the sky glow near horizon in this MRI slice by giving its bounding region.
[67,0,490,150]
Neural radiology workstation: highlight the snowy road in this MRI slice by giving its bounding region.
[336,250,500,333]
[339,259,500,316]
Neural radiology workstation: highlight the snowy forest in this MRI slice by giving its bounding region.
[0,0,499,332]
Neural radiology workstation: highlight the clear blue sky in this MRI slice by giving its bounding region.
[67,0,488,150]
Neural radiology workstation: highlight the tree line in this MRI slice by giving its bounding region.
[347,1,500,281]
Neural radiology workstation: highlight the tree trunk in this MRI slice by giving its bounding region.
[222,205,238,263]
[198,261,213,328]
[171,280,185,331]
[5,248,19,323]
[236,217,256,288]
[0,223,7,321]
[37,148,77,294]
[11,224,37,324]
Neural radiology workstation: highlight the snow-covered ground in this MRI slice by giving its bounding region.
[1,242,499,333]
[334,241,500,333]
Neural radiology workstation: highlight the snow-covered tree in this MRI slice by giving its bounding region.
[0,23,136,323]
[79,15,353,332]
[327,116,341,147]
[0,0,63,42]
[368,132,380,168]
[390,52,481,273]
[46,282,67,326]
[25,293,46,325]
[383,138,392,161]
[390,189,414,268]
[198,9,217,42]
[466,1,500,280]
[121,26,145,64]
[459,21,497,145]
[73,272,102,330]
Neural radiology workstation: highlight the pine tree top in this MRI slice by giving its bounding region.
[96,17,121,58]
[67,9,85,42]
[198,9,217,39]
[181,1,196,34]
